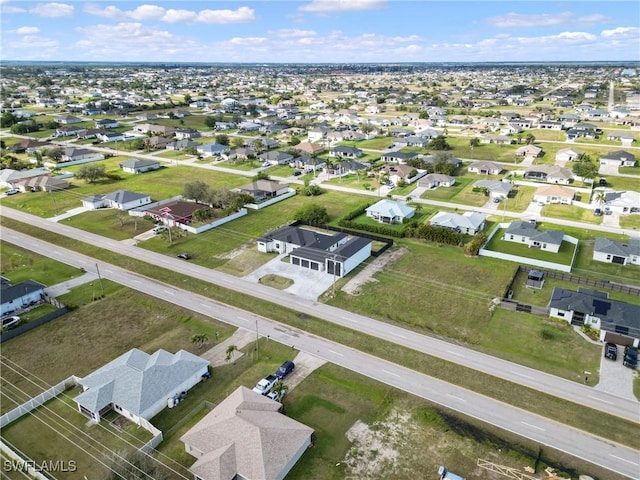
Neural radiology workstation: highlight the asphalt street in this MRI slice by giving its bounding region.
[1,215,639,477]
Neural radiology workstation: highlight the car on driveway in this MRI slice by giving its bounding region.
[5,189,20,196]
[623,345,638,369]
[275,360,295,379]
[604,342,617,361]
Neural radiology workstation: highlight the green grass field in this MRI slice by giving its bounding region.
[619,214,640,230]
[0,242,83,286]
[542,204,604,225]
[65,209,156,240]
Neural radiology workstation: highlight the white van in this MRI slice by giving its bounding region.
[153,225,166,234]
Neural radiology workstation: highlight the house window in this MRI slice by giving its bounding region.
[606,255,611,260]
[556,311,565,317]
[542,244,547,249]
[509,235,514,240]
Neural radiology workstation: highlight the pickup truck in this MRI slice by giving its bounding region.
[252,374,277,395]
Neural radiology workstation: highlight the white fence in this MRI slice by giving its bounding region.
[479,223,578,273]
[0,376,80,429]
[177,208,247,234]
[138,418,163,453]
[0,440,51,480]
[244,188,296,210]
[44,155,105,168]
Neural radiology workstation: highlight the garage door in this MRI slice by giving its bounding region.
[611,256,626,265]
[604,331,634,346]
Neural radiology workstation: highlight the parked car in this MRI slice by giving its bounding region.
[604,342,617,361]
[252,374,278,395]
[292,170,302,176]
[604,207,612,215]
[153,225,166,234]
[594,208,603,216]
[1,316,21,330]
[598,178,607,186]
[623,345,638,369]
[493,197,501,203]
[275,360,295,379]
[5,188,20,196]
[266,389,286,402]
[177,253,191,260]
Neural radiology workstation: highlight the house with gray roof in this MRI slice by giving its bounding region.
[259,150,294,165]
[603,191,640,214]
[599,150,636,167]
[1,279,46,317]
[418,173,455,189]
[473,179,512,200]
[430,211,487,235]
[523,165,572,184]
[82,190,151,210]
[181,386,313,480]
[365,199,415,224]
[119,159,160,174]
[548,288,640,343]
[503,221,564,253]
[468,161,502,175]
[329,146,363,159]
[197,143,231,157]
[380,151,418,163]
[257,226,371,278]
[593,238,640,266]
[75,348,209,424]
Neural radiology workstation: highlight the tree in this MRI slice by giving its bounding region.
[428,135,451,151]
[525,133,536,145]
[75,164,106,183]
[469,137,480,149]
[252,138,264,152]
[231,136,245,149]
[595,190,607,207]
[44,147,63,163]
[215,134,229,146]
[252,170,270,181]
[360,123,375,134]
[183,180,210,203]
[293,204,329,224]
[183,93,192,105]
[271,379,288,402]
[225,345,238,363]
[191,333,209,349]
[572,157,599,180]
[204,116,216,128]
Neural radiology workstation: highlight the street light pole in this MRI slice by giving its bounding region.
[255,318,260,360]
[95,263,105,297]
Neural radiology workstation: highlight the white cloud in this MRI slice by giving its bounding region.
[486,12,572,28]
[601,26,639,38]
[270,29,317,38]
[1,3,26,14]
[229,37,267,45]
[576,14,612,25]
[195,7,255,24]
[9,35,58,49]
[391,35,422,43]
[299,0,386,13]
[14,26,40,34]
[83,3,255,24]
[29,2,74,17]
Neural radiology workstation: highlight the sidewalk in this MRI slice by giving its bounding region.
[49,207,89,223]
[44,271,98,297]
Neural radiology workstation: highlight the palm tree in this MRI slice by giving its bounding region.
[225,345,238,363]
[191,333,209,350]
[595,190,607,208]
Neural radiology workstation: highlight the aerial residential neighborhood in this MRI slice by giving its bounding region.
[0,2,639,479]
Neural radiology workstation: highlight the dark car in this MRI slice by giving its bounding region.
[623,346,638,369]
[275,360,295,379]
[604,342,617,361]
[598,178,607,186]
[292,170,302,176]
[594,208,603,216]
[177,253,191,260]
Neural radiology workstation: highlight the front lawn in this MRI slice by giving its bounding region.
[483,228,576,266]
[619,166,640,176]
[65,209,156,240]
[619,214,640,230]
[542,204,603,225]
[0,242,83,286]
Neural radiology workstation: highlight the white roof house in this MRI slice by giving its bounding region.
[473,179,512,199]
[181,386,313,480]
[604,191,640,214]
[75,349,209,424]
[430,211,487,235]
[365,199,415,224]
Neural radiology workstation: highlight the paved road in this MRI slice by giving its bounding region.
[1,227,639,478]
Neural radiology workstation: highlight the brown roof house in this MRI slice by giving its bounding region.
[181,386,313,480]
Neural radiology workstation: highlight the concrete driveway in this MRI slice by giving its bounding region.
[243,253,336,301]
[594,344,637,402]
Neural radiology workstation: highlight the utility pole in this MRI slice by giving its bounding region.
[255,318,259,360]
[95,263,105,297]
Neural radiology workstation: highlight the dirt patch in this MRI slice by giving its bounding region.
[342,247,408,296]
[259,274,294,289]
[214,241,253,260]
[344,409,417,479]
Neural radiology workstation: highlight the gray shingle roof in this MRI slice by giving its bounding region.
[104,190,149,204]
[594,237,640,258]
[506,221,564,245]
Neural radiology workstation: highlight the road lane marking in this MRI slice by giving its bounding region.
[163,290,175,296]
[390,331,407,339]
[382,369,400,377]
[446,394,466,402]
[587,395,613,405]
[513,371,534,379]
[342,315,359,323]
[328,350,344,357]
[447,350,465,358]
[609,454,637,466]
[521,421,545,431]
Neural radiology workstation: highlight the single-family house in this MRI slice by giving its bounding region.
[515,145,543,158]
[54,114,82,124]
[502,221,564,253]
[429,211,487,235]
[548,288,640,343]
[421,155,462,168]
[593,238,640,266]
[181,386,314,480]
[95,118,119,128]
[537,120,563,130]
[75,348,209,424]
[257,226,371,278]
[293,142,325,156]
[603,191,640,214]
[235,180,289,203]
[166,139,199,151]
[606,133,635,147]
[599,150,636,167]
[119,159,161,174]
[329,146,363,159]
[144,200,205,226]
[365,199,415,224]
[532,185,575,205]
[380,151,417,164]
[473,179,512,200]
[290,155,325,172]
[379,164,418,185]
[331,160,369,175]
[1,279,46,316]
[11,175,69,193]
[96,131,127,143]
[468,161,502,175]
[197,143,230,157]
[174,128,201,140]
[307,126,330,141]
[55,125,86,137]
[555,148,584,163]
[61,147,104,163]
[0,167,51,188]
[523,165,573,184]
[82,190,151,210]
[259,151,294,166]
[237,121,261,133]
[395,135,430,148]
[481,135,513,145]
[418,173,455,189]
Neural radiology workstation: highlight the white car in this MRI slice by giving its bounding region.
[5,189,20,196]
[1,316,21,330]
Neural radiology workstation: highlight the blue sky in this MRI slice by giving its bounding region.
[1,1,639,62]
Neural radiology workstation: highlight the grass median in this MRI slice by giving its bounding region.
[1,215,639,451]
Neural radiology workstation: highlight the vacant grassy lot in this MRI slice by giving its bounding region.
[604,174,640,192]
[419,176,487,207]
[446,136,521,162]
[541,204,604,225]
[0,160,247,218]
[65,209,157,240]
[0,242,82,286]
[619,166,640,176]
[619,214,640,230]
[483,228,576,266]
